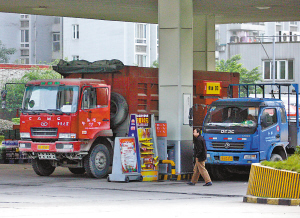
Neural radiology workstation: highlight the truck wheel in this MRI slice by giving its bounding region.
[270,154,283,162]
[110,92,128,129]
[84,144,110,178]
[68,167,86,174]
[32,159,55,176]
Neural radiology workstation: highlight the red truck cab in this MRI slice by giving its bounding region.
[19,78,113,178]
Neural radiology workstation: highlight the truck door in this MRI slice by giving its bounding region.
[79,86,110,139]
[259,108,280,159]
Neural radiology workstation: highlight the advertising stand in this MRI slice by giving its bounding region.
[131,114,159,181]
[108,114,159,182]
[108,137,142,182]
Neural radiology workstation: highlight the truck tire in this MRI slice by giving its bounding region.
[270,154,283,162]
[32,159,55,176]
[110,92,128,129]
[68,167,85,174]
[84,144,110,178]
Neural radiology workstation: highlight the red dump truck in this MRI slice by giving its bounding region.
[8,60,239,178]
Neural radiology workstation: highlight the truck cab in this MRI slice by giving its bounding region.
[18,79,113,178]
[202,83,299,178]
[204,98,288,164]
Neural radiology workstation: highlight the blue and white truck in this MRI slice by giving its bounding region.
[202,83,299,178]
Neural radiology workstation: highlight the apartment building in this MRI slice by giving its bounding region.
[216,22,300,84]
[0,12,158,67]
[1,12,300,84]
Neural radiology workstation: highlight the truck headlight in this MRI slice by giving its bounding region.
[19,143,31,148]
[59,133,76,139]
[56,144,73,149]
[20,132,30,138]
[244,155,257,160]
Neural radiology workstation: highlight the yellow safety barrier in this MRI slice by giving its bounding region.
[159,160,176,179]
[247,163,300,199]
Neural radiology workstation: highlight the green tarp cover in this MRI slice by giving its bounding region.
[52,59,124,76]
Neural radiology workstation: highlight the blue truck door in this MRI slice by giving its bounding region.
[259,108,280,160]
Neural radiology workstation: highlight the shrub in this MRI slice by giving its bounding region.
[0,135,4,143]
[11,118,20,124]
[261,154,300,173]
[295,146,300,155]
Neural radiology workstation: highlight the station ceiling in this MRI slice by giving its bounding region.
[0,0,299,24]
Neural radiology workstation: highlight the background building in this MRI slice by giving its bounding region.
[216,22,300,83]
[1,12,300,84]
[0,13,159,67]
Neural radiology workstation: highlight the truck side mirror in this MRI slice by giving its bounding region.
[188,107,193,119]
[1,90,7,109]
[189,107,193,127]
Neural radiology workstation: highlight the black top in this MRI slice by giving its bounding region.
[194,135,207,162]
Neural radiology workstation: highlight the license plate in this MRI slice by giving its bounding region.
[38,153,56,160]
[38,145,49,150]
[220,156,233,161]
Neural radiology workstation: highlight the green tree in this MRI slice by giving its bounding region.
[216,54,261,84]
[1,61,61,118]
[151,60,159,68]
[0,40,16,63]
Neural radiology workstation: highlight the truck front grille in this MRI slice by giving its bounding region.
[211,142,244,149]
[31,128,58,137]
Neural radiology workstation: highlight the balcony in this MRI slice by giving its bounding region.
[228,23,265,31]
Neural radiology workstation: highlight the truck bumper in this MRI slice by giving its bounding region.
[18,140,82,153]
[206,151,260,166]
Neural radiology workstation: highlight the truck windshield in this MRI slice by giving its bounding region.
[22,86,79,113]
[204,106,259,127]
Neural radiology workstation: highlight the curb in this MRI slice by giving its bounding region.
[243,195,300,206]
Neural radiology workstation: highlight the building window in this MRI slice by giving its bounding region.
[72,25,79,39]
[135,55,146,67]
[52,32,60,52]
[20,20,29,28]
[20,58,29,64]
[20,14,29,19]
[263,60,294,80]
[20,49,29,56]
[54,17,60,24]
[72,55,79,60]
[21,29,29,47]
[135,24,146,44]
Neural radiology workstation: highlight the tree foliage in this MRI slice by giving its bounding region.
[1,61,62,119]
[151,60,159,68]
[0,40,16,63]
[216,54,262,84]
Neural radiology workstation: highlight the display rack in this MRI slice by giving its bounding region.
[135,114,159,181]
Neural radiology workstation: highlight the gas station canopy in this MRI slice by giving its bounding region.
[0,0,299,24]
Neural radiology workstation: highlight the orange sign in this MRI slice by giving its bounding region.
[155,123,167,137]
